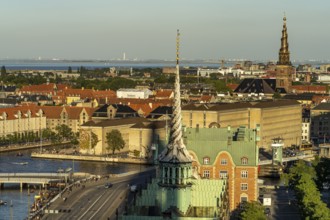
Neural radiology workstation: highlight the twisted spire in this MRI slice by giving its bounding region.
[158,30,192,163]
[277,14,291,65]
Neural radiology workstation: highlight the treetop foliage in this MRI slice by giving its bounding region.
[105,129,125,154]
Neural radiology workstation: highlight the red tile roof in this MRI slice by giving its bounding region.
[200,95,213,103]
[0,105,43,120]
[19,83,71,95]
[292,85,327,94]
[312,95,330,105]
[127,102,168,117]
[155,89,174,99]
[226,84,239,91]
[54,88,116,104]
[39,106,96,120]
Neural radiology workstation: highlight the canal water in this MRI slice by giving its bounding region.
[0,149,149,220]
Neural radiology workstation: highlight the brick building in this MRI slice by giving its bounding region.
[184,126,258,211]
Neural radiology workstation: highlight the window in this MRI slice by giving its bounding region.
[220,159,227,165]
[219,171,228,179]
[241,183,248,191]
[203,170,210,178]
[240,196,248,203]
[240,196,248,209]
[203,157,210,165]
[241,170,248,178]
[241,157,248,165]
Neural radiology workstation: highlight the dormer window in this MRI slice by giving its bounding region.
[203,157,210,165]
[241,157,248,165]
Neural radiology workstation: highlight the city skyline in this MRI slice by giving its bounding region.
[1,0,330,61]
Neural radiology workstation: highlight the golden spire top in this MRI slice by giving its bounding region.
[277,14,291,66]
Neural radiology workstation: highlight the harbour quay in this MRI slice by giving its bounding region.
[31,152,151,165]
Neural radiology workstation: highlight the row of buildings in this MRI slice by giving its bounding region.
[4,86,330,153]
[0,15,328,218]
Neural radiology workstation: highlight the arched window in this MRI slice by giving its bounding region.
[241,157,248,165]
[209,122,220,128]
[203,157,210,165]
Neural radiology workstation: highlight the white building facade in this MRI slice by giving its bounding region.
[116,88,153,99]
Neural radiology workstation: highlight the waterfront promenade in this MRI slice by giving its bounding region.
[31,152,151,165]
[0,141,70,153]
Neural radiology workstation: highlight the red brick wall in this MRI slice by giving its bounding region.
[191,151,258,211]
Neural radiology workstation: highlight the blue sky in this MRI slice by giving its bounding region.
[1,0,329,61]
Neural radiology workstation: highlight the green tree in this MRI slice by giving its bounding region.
[281,160,316,187]
[239,201,266,220]
[212,80,230,92]
[1,66,6,76]
[314,157,330,190]
[50,132,61,144]
[41,128,53,140]
[70,132,79,146]
[55,124,73,142]
[281,160,330,219]
[105,129,125,155]
[91,132,99,150]
[68,66,72,73]
[108,77,136,91]
[154,74,169,84]
[209,73,219,80]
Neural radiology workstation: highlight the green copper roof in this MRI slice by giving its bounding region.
[183,127,258,166]
[120,178,228,220]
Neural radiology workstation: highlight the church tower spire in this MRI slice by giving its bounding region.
[159,30,192,164]
[275,14,293,93]
[158,30,192,187]
[277,14,291,66]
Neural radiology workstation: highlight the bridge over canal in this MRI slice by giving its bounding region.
[258,154,315,165]
[0,173,71,191]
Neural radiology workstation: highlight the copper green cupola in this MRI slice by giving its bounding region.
[277,15,291,66]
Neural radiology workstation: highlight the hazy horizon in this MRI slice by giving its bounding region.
[1,1,330,61]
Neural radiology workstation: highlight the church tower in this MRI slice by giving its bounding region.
[158,29,193,188]
[276,14,294,93]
